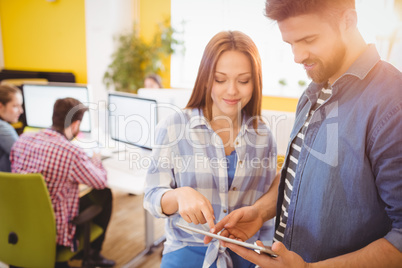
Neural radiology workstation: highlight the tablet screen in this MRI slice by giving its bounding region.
[176,223,278,257]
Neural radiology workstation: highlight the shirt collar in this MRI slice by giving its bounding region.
[305,44,380,98]
[188,108,210,129]
[187,108,259,136]
[334,44,380,84]
[44,128,68,140]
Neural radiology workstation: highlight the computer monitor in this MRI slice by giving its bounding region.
[137,88,192,123]
[22,83,92,132]
[137,88,192,108]
[108,92,157,150]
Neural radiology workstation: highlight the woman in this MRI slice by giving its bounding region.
[0,83,23,172]
[144,31,277,268]
[144,73,163,88]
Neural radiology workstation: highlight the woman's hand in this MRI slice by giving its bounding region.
[204,205,263,244]
[162,187,215,229]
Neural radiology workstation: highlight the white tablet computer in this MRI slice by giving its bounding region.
[176,223,278,258]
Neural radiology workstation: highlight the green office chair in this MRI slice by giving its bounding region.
[0,172,104,268]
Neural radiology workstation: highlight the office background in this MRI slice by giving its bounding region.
[0,0,301,114]
[0,0,400,267]
[1,0,398,113]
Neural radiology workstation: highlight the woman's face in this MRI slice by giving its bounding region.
[0,93,24,124]
[211,50,253,120]
[144,78,160,88]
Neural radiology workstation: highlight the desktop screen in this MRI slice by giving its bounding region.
[137,88,192,123]
[137,88,192,108]
[22,83,91,132]
[108,93,157,149]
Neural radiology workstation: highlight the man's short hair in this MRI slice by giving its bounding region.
[265,0,355,22]
[52,97,88,130]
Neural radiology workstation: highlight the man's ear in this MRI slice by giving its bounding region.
[342,8,358,31]
[65,120,81,139]
[71,120,81,132]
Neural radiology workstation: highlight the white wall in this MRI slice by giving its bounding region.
[171,0,400,97]
[85,0,136,134]
[85,0,136,105]
[170,0,309,97]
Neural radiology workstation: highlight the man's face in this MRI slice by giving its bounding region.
[278,13,347,84]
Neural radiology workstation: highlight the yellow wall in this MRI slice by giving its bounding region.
[139,0,170,42]
[139,0,171,88]
[262,95,298,112]
[0,0,87,83]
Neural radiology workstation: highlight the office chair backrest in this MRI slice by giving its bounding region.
[0,172,57,268]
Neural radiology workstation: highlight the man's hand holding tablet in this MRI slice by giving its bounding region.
[176,223,278,258]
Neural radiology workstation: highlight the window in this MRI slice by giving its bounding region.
[171,0,308,98]
[171,0,399,97]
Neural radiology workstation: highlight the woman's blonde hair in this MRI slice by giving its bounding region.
[0,84,22,105]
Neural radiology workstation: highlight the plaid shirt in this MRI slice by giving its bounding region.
[10,129,107,249]
[144,109,276,268]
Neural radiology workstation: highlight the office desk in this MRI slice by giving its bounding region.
[101,147,164,267]
[78,184,92,197]
[102,150,147,195]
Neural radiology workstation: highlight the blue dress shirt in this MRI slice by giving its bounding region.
[277,44,402,262]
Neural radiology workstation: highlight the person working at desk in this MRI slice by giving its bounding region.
[144,30,277,267]
[208,0,402,267]
[0,84,23,172]
[10,97,115,267]
[144,73,163,88]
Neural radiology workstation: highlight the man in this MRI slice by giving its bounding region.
[207,0,402,267]
[10,98,115,267]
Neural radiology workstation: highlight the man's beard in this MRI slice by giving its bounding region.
[305,41,346,84]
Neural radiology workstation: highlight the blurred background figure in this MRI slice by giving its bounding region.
[0,84,23,172]
[144,73,162,88]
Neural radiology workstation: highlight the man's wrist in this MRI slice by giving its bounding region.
[252,200,269,222]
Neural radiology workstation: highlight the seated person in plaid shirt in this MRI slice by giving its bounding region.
[144,31,277,268]
[10,97,115,268]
